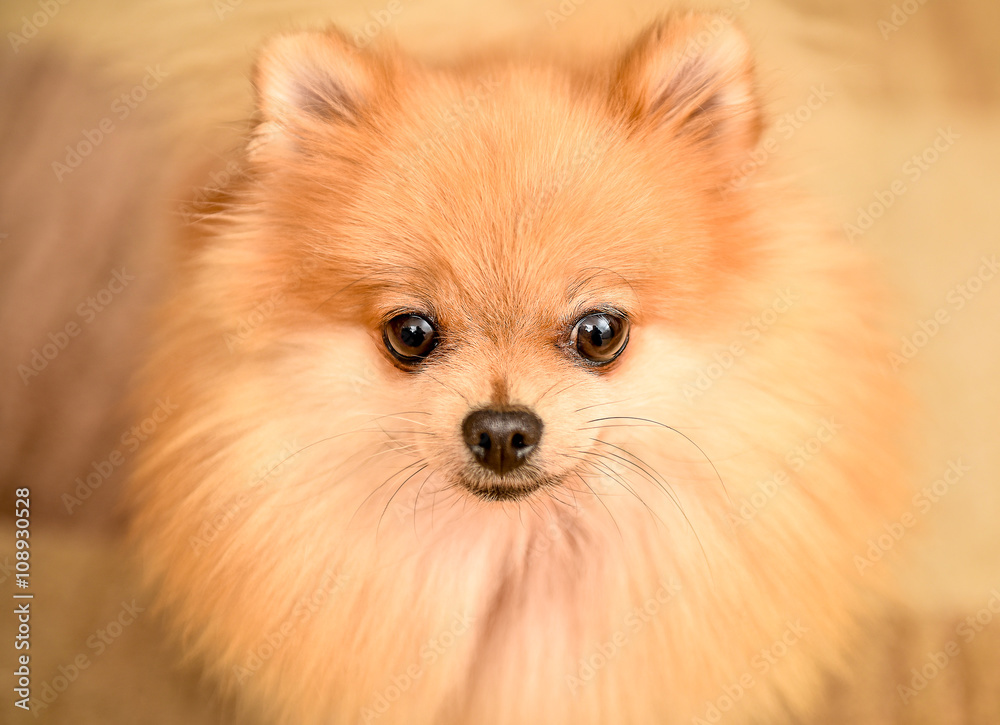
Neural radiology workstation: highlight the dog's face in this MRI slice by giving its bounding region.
[131,14,905,725]
[245,16,761,508]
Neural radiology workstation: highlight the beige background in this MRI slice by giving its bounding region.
[1,0,998,722]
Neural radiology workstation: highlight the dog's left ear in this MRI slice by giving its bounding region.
[612,13,761,160]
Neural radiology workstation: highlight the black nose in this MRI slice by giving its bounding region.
[462,409,543,475]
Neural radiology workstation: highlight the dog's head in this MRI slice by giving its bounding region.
[235,14,766,506]
[130,14,905,725]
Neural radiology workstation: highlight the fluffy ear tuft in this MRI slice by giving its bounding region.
[613,13,761,157]
[251,29,383,150]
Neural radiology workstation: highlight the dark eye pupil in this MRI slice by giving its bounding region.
[399,323,426,349]
[385,314,437,365]
[574,313,628,365]
[586,318,613,348]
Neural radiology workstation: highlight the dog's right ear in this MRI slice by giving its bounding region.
[250,29,393,155]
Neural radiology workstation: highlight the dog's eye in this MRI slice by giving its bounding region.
[571,312,629,365]
[384,314,438,365]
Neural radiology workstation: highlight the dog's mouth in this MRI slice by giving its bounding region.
[459,474,555,502]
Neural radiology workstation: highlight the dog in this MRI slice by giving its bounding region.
[126,12,908,724]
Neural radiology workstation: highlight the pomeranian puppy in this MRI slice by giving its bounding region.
[128,11,907,725]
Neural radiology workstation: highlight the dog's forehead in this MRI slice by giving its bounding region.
[380,71,620,231]
[364,92,643,303]
[312,72,666,326]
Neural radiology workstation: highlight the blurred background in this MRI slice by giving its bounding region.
[0,0,998,722]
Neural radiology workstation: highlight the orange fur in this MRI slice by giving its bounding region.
[128,12,907,724]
